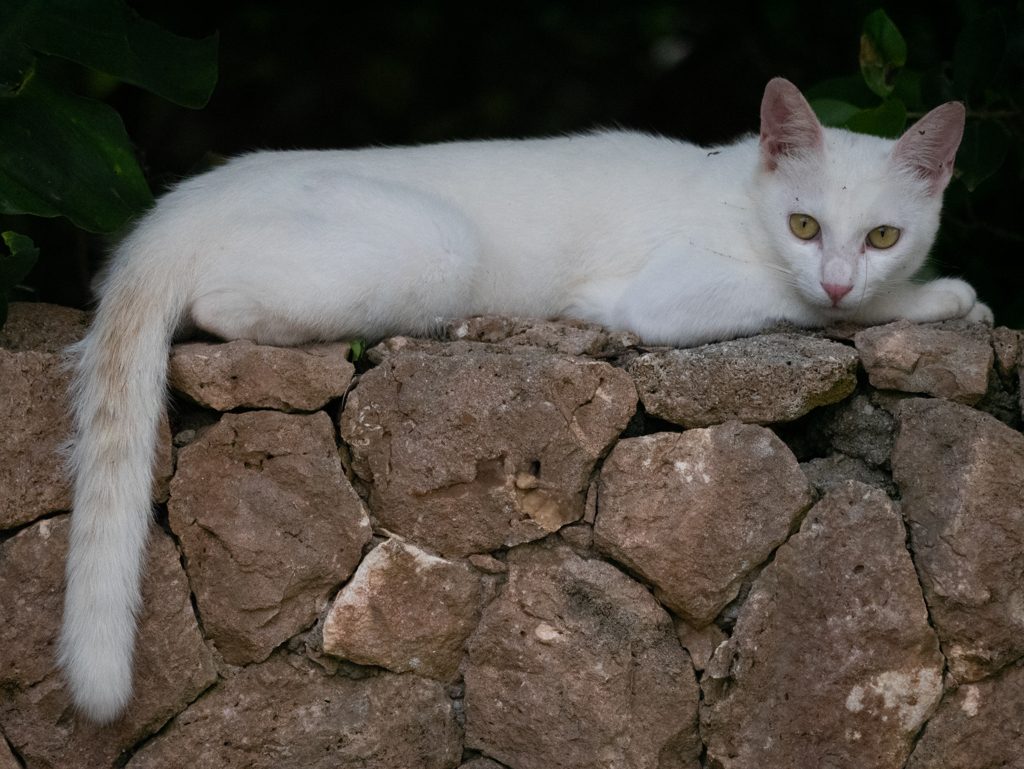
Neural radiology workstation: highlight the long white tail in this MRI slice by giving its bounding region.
[60,236,192,723]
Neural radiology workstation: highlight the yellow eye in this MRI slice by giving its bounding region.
[867,225,900,249]
[789,213,820,240]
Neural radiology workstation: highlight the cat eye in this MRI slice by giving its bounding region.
[789,214,820,240]
[867,225,900,249]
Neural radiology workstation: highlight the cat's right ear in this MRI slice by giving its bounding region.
[890,102,965,194]
[759,78,825,172]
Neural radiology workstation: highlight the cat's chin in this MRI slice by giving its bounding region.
[797,296,860,323]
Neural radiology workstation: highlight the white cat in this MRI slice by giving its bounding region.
[61,77,990,722]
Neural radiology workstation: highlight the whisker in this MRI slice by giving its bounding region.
[686,240,796,277]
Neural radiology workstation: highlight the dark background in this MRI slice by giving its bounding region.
[10,0,1023,327]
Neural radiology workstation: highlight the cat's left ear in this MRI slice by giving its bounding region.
[891,102,965,194]
[759,78,825,172]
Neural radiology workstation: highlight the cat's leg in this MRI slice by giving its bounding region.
[190,179,480,344]
[593,245,795,347]
[860,277,993,325]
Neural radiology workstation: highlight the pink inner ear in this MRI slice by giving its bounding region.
[891,102,965,194]
[759,78,825,172]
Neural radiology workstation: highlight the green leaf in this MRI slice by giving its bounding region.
[0,231,39,328]
[845,98,908,139]
[804,74,879,108]
[349,338,367,362]
[860,9,907,98]
[0,62,155,232]
[890,68,923,110]
[956,120,1009,191]
[954,10,1005,103]
[0,0,218,108]
[809,98,862,127]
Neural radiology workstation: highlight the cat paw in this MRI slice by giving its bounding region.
[902,278,979,323]
[965,301,994,325]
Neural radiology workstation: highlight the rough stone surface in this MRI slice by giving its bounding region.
[991,325,1022,379]
[0,737,16,769]
[464,544,702,769]
[442,315,640,356]
[854,319,993,405]
[628,333,859,428]
[339,345,636,556]
[468,554,506,574]
[892,398,1024,682]
[127,658,462,769]
[0,303,172,528]
[595,424,814,626]
[0,516,216,769]
[810,392,895,468]
[169,410,371,665]
[168,339,355,412]
[1,342,77,529]
[322,537,482,681]
[674,618,727,672]
[906,661,1024,769]
[982,328,1023,429]
[558,521,593,551]
[701,482,945,769]
[0,302,91,353]
[801,453,897,498]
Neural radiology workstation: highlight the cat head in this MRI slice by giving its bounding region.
[755,77,964,316]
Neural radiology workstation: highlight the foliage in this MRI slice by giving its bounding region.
[0,0,217,328]
[806,8,1021,194]
[0,231,38,327]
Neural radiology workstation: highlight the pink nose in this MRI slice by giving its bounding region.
[822,283,853,306]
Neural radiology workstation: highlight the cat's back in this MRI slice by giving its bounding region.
[168,130,755,216]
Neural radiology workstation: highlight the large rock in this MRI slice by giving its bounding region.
[0,303,172,529]
[168,339,355,412]
[127,658,462,769]
[594,424,813,626]
[701,482,944,769]
[891,398,1024,682]
[628,333,858,428]
[906,661,1024,769]
[464,544,701,769]
[339,345,636,556]
[0,516,216,769]
[854,319,993,405]
[322,537,482,681]
[169,410,371,665]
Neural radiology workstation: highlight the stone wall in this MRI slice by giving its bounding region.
[1,303,1022,769]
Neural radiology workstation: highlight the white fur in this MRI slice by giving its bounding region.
[62,79,989,722]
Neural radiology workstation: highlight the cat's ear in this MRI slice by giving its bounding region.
[890,102,965,194]
[759,78,825,172]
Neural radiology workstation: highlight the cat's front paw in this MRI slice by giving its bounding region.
[965,300,994,325]
[903,278,979,323]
